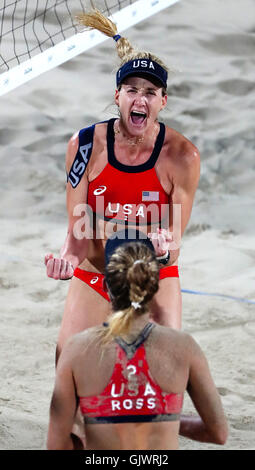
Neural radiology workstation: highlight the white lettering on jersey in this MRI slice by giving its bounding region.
[73,160,85,175]
[147,398,156,409]
[106,203,145,219]
[111,400,121,411]
[136,205,145,218]
[80,143,92,164]
[69,171,79,187]
[110,397,156,411]
[127,364,138,397]
[123,204,132,215]
[144,382,156,396]
[123,399,133,410]
[68,142,92,188]
[108,202,120,214]
[111,383,125,397]
[136,398,144,410]
[127,365,137,378]
[69,159,86,187]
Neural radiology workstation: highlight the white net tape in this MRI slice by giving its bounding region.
[0,0,179,95]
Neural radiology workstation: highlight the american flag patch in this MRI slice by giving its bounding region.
[142,191,159,202]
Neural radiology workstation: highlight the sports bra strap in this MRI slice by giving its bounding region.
[67,120,108,188]
[115,322,156,359]
[107,118,165,173]
[67,124,95,188]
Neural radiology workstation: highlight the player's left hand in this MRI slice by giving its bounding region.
[148,228,173,257]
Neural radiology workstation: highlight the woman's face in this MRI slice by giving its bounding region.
[114,75,167,137]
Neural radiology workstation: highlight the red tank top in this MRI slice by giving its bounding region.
[87,119,169,226]
[79,323,183,424]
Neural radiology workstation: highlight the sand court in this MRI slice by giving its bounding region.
[0,0,255,449]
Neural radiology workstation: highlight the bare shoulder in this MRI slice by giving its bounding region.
[152,324,202,360]
[69,325,101,349]
[60,326,101,364]
[65,121,107,171]
[91,121,108,154]
[65,131,79,171]
[94,120,108,138]
[164,125,200,168]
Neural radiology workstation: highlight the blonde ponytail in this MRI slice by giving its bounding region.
[100,243,159,344]
[76,8,168,70]
[101,306,135,345]
[76,9,118,38]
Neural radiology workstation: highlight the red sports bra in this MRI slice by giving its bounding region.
[79,323,183,424]
[86,119,169,226]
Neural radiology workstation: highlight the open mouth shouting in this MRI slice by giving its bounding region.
[130,110,147,126]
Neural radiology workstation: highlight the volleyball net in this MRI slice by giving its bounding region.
[0,0,179,96]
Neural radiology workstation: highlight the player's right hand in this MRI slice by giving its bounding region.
[44,254,74,280]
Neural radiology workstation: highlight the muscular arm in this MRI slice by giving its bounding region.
[47,340,78,450]
[60,133,90,268]
[150,139,200,265]
[180,336,228,445]
[45,133,90,279]
[171,144,200,235]
[169,142,200,263]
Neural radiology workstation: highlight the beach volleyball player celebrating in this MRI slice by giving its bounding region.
[47,236,227,450]
[45,9,200,355]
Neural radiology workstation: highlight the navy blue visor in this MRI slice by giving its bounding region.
[116,58,168,89]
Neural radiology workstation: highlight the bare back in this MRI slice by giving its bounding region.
[70,322,191,450]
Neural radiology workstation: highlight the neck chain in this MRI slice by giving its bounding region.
[114,120,158,147]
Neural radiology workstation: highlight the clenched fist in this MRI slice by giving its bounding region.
[45,254,74,280]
